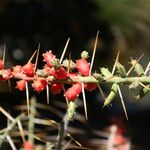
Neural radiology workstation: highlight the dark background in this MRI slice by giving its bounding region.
[0,0,150,149]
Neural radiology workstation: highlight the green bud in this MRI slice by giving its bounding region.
[67,101,76,120]
[36,69,48,77]
[100,67,112,78]
[129,81,140,89]
[131,59,144,76]
[116,62,126,77]
[81,51,89,59]
[51,58,61,70]
[62,59,76,70]
[103,83,118,107]
[136,84,150,99]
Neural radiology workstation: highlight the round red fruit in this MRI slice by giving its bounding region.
[50,82,63,94]
[16,80,26,91]
[0,59,4,70]
[64,82,82,101]
[2,69,12,80]
[76,59,90,76]
[13,65,23,73]
[84,83,97,91]
[50,67,67,80]
[32,78,47,93]
[23,63,35,77]
[23,141,34,150]
[43,51,55,67]
[44,64,51,75]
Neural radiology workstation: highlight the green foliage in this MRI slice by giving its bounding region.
[96,0,150,39]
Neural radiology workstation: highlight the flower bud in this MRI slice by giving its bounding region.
[130,59,144,76]
[2,69,13,80]
[23,63,35,77]
[81,51,89,59]
[76,59,90,76]
[0,59,4,70]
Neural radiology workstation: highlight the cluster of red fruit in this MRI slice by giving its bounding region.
[0,50,97,101]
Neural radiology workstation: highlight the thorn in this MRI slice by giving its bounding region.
[102,105,105,108]
[111,51,120,76]
[6,135,17,150]
[27,50,37,64]
[117,86,129,121]
[81,82,88,120]
[144,62,150,75]
[97,84,106,101]
[2,44,6,70]
[66,133,83,147]
[63,84,69,107]
[89,31,99,75]
[0,106,14,121]
[8,79,11,93]
[67,53,71,73]
[60,38,70,64]
[17,120,26,143]
[34,43,40,72]
[25,81,30,115]
[127,53,144,76]
[139,82,150,91]
[46,84,50,104]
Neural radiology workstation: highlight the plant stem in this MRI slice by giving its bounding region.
[56,102,76,150]
[56,121,65,150]
[48,76,150,84]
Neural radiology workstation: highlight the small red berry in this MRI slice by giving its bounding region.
[50,67,67,80]
[0,59,4,70]
[44,64,51,75]
[43,50,55,67]
[76,59,90,76]
[50,82,63,94]
[16,80,26,91]
[2,69,13,80]
[32,78,47,93]
[113,134,128,146]
[23,141,34,150]
[23,63,35,77]
[64,82,82,101]
[13,65,23,73]
[84,83,97,91]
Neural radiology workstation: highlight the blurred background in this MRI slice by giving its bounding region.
[0,0,150,149]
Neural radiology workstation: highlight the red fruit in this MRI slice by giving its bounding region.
[0,59,4,70]
[113,134,128,146]
[16,80,26,91]
[13,65,23,73]
[64,82,82,101]
[32,78,47,93]
[44,64,51,75]
[23,63,35,77]
[2,69,13,80]
[84,83,97,91]
[50,82,63,94]
[43,50,55,67]
[23,141,34,150]
[76,59,90,76]
[50,67,67,80]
